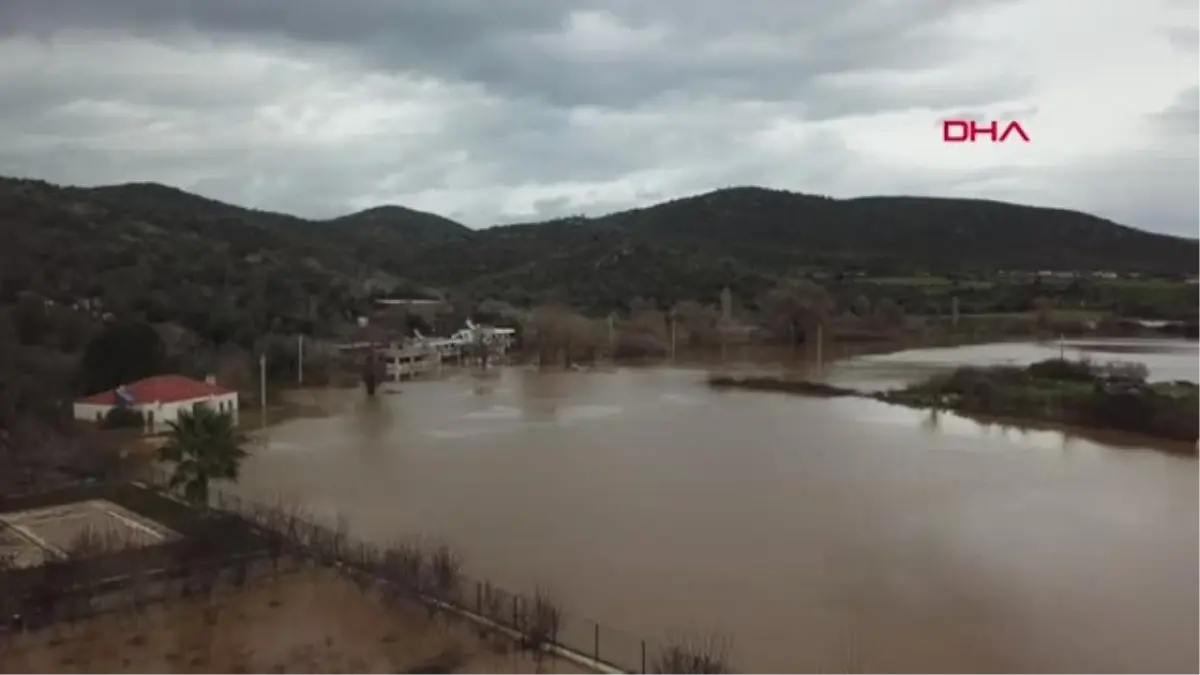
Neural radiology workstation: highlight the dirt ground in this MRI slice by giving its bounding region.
[0,569,591,674]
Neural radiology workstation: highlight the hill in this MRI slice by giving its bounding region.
[392,187,1197,309]
[0,177,459,347]
[1,175,1196,429]
[564,187,1196,275]
[2,177,1196,330]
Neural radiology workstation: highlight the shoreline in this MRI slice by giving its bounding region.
[707,362,1200,454]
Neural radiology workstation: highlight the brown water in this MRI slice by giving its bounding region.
[237,339,1199,673]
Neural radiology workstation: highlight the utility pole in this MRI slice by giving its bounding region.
[297,334,304,386]
[259,353,267,428]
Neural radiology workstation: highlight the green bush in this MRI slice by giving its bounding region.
[1027,358,1095,382]
[101,406,144,429]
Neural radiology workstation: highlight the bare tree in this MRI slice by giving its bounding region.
[759,278,835,346]
[381,538,428,597]
[1032,295,1055,329]
[652,632,735,674]
[427,542,464,603]
[673,300,721,347]
[874,297,906,329]
[517,587,562,654]
[521,305,603,366]
[851,295,872,320]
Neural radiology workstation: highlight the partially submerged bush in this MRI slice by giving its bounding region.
[1092,360,1149,383]
[1027,358,1095,382]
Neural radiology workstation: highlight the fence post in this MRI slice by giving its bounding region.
[641,639,647,674]
[594,623,600,661]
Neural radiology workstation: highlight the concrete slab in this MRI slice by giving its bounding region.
[0,499,179,568]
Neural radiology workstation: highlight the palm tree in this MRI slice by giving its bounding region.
[157,405,249,505]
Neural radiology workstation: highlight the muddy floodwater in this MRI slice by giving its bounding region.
[237,339,1198,673]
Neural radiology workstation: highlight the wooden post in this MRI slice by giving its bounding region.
[816,323,824,376]
[259,354,267,429]
[607,313,615,359]
[670,314,677,362]
[297,334,304,386]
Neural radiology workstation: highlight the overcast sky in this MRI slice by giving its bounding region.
[0,0,1196,235]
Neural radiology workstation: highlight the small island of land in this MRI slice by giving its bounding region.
[709,358,1199,449]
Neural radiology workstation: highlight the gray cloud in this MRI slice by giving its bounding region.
[0,0,1195,236]
[0,0,1025,115]
[1164,26,1199,52]
[1151,86,1200,136]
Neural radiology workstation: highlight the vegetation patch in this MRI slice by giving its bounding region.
[709,358,1198,449]
[707,375,860,398]
[877,358,1198,446]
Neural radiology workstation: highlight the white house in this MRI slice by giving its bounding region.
[74,374,239,434]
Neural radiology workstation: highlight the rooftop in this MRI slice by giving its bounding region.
[77,374,234,406]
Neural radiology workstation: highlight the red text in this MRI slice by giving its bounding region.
[943,120,1030,143]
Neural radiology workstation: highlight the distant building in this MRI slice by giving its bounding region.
[73,375,238,434]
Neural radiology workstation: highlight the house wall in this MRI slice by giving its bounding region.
[141,393,240,433]
[73,392,240,434]
[73,402,113,424]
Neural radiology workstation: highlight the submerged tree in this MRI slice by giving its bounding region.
[157,405,249,505]
[758,278,834,344]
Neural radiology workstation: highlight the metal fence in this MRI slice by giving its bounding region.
[0,551,301,636]
[0,468,720,672]
[132,469,688,673]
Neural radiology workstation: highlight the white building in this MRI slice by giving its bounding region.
[74,374,239,434]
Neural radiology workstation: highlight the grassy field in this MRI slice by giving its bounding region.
[861,276,994,290]
[1094,278,1192,290]
[960,309,1109,322]
[0,569,588,674]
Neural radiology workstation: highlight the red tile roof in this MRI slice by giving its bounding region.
[77,375,234,406]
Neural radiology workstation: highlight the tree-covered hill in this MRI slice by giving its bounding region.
[2,176,1196,329]
[566,187,1197,275]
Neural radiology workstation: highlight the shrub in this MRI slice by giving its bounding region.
[101,406,144,429]
[1093,360,1149,383]
[1027,358,1095,382]
[653,633,734,674]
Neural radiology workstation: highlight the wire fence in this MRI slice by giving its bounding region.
[0,470,734,672]
[139,469,727,673]
[0,551,301,636]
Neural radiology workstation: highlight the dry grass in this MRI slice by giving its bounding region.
[0,568,591,674]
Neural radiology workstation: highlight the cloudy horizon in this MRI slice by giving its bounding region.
[0,0,1196,234]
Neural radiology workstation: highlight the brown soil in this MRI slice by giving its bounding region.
[0,569,590,673]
